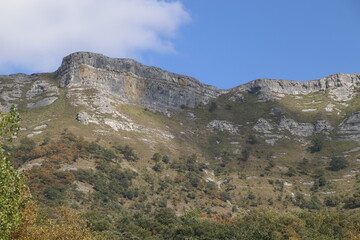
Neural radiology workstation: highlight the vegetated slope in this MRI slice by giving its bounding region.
[1,52,360,238]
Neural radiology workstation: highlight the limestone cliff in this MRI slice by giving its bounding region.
[235,73,360,101]
[55,52,225,113]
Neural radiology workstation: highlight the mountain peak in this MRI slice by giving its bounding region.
[236,72,360,102]
[56,52,203,88]
[55,52,224,113]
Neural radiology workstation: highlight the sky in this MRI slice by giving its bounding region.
[0,0,359,89]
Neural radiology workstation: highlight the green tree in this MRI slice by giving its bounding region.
[239,148,251,162]
[308,135,324,153]
[151,153,161,162]
[162,155,170,164]
[343,192,360,209]
[285,167,296,177]
[208,101,217,112]
[0,106,28,239]
[329,156,348,171]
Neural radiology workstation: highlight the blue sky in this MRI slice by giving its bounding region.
[1,0,359,89]
[143,0,360,88]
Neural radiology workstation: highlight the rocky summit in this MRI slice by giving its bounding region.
[1,52,360,144]
[55,52,225,114]
[0,52,360,142]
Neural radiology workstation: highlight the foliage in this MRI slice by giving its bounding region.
[246,134,258,145]
[151,153,161,162]
[89,207,359,240]
[285,167,296,177]
[115,145,139,162]
[308,135,324,153]
[11,201,96,240]
[162,155,170,164]
[152,162,164,172]
[343,192,360,209]
[0,106,29,240]
[239,148,251,162]
[329,156,348,171]
[208,101,217,112]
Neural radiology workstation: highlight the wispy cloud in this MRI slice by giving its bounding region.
[0,0,189,74]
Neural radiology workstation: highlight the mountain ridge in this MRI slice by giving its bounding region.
[2,51,360,114]
[1,52,360,235]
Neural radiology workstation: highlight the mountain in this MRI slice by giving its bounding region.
[1,52,360,237]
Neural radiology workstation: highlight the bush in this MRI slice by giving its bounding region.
[151,153,161,162]
[343,192,360,209]
[152,163,164,172]
[208,102,217,112]
[246,135,258,145]
[324,196,340,207]
[162,155,170,164]
[308,135,324,153]
[239,148,251,162]
[329,157,348,171]
[11,203,96,240]
[115,145,139,162]
[285,167,296,177]
[18,138,36,152]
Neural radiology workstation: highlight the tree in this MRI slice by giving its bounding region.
[285,167,296,177]
[329,156,348,171]
[162,155,170,164]
[308,135,324,153]
[239,148,251,162]
[208,101,217,112]
[151,153,161,162]
[343,192,360,209]
[0,106,28,239]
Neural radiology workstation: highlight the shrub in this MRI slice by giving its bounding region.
[308,135,324,153]
[151,153,161,162]
[152,163,164,172]
[329,157,348,171]
[18,138,36,152]
[208,102,217,112]
[115,145,139,162]
[285,167,296,177]
[162,155,170,164]
[240,148,251,162]
[246,135,258,145]
[343,192,360,209]
[324,196,340,207]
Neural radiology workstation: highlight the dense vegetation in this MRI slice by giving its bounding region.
[0,106,28,239]
[0,105,359,239]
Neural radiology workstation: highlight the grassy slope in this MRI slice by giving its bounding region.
[2,72,358,218]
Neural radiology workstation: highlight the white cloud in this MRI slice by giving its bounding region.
[0,0,189,74]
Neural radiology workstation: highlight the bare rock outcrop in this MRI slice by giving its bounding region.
[56,52,226,113]
[233,73,360,101]
[26,80,59,99]
[207,120,241,134]
[253,117,333,138]
[338,111,360,141]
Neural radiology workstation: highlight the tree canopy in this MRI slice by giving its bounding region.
[0,106,28,239]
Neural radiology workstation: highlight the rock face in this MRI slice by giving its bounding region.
[56,52,226,113]
[207,120,241,134]
[234,73,360,101]
[253,117,333,139]
[253,118,274,134]
[338,112,360,141]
